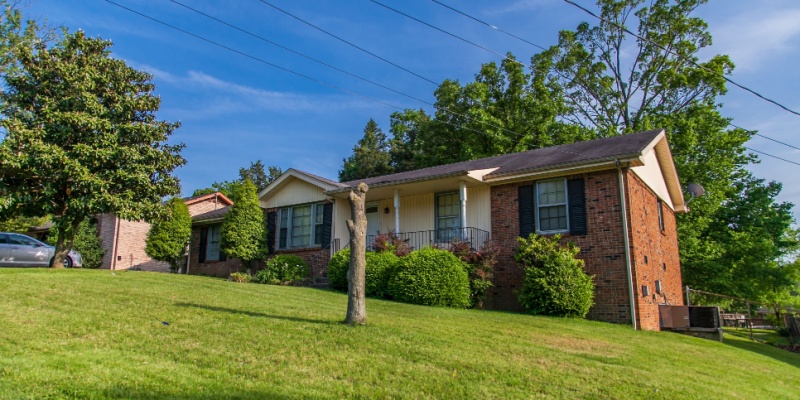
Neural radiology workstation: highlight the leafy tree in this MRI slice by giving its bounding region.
[145,198,192,272]
[192,180,239,198]
[193,161,281,197]
[0,215,49,233]
[339,119,393,181]
[0,31,185,268]
[220,179,266,273]
[46,219,105,269]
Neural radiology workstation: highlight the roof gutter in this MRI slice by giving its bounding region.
[326,171,470,195]
[482,154,643,182]
[616,159,638,330]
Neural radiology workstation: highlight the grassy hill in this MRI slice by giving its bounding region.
[0,269,797,399]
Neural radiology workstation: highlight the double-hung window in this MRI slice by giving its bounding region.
[206,224,222,261]
[278,202,325,249]
[536,179,569,233]
[657,199,665,232]
[436,192,461,241]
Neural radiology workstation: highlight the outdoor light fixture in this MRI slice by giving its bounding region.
[384,207,390,214]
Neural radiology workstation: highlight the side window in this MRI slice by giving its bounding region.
[0,234,7,244]
[657,199,665,231]
[436,192,460,233]
[314,204,325,245]
[206,224,221,261]
[536,179,569,233]
[9,234,37,246]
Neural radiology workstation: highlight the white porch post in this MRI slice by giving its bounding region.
[394,189,401,233]
[459,181,467,232]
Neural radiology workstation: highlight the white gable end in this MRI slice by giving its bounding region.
[631,149,675,210]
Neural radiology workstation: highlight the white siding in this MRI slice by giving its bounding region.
[466,186,491,233]
[263,178,327,209]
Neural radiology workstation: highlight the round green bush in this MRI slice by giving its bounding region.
[387,247,471,308]
[327,249,399,298]
[255,255,309,285]
[515,234,595,318]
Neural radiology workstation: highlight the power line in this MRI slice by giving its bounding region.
[165,0,564,153]
[730,123,800,152]
[561,0,800,118]
[370,0,520,64]
[105,1,590,158]
[255,0,438,86]
[745,147,800,167]
[429,0,547,51]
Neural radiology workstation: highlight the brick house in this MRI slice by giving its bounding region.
[190,129,687,330]
[95,192,233,271]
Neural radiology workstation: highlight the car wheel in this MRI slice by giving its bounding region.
[63,256,73,268]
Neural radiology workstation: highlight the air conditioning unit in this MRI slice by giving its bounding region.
[659,305,690,329]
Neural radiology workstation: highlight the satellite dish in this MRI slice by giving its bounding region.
[687,183,705,198]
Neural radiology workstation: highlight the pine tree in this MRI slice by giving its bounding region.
[339,119,393,181]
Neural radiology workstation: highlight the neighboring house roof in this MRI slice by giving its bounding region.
[183,192,233,207]
[192,206,230,224]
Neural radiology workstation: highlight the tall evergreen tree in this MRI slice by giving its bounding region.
[339,119,393,181]
[145,198,192,273]
[221,179,266,274]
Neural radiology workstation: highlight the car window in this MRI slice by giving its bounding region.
[9,234,38,246]
[0,234,7,244]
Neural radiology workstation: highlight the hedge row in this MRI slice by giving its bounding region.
[327,247,470,308]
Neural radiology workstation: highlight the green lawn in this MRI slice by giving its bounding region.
[1,269,798,399]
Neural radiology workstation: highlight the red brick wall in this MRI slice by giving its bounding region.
[97,213,118,269]
[187,225,243,277]
[488,170,633,325]
[488,168,684,330]
[626,171,684,331]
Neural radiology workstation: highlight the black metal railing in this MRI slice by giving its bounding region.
[366,227,490,252]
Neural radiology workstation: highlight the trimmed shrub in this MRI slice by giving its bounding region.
[255,255,309,285]
[228,272,251,283]
[387,247,471,308]
[515,234,595,318]
[327,248,399,298]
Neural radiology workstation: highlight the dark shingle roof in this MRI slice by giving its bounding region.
[336,129,663,188]
[192,206,230,223]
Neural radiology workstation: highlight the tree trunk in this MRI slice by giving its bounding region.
[50,219,79,268]
[345,182,369,325]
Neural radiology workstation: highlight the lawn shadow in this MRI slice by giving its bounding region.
[722,334,800,369]
[174,302,336,325]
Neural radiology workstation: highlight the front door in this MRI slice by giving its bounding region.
[365,202,381,237]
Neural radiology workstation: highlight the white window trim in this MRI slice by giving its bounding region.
[435,191,461,232]
[278,202,325,250]
[535,178,570,234]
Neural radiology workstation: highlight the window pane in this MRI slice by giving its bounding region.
[315,203,324,225]
[292,205,312,247]
[539,205,567,231]
[207,224,221,261]
[538,181,565,205]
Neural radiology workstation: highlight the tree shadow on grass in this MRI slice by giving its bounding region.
[174,302,336,325]
[722,334,800,369]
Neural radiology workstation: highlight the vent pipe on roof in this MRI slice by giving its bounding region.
[616,159,638,330]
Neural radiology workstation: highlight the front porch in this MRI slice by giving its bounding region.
[331,226,491,253]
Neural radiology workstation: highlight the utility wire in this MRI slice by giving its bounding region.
[745,147,800,167]
[370,0,522,64]
[429,0,547,51]
[562,0,800,118]
[167,0,568,153]
[256,0,438,86]
[730,123,800,152]
[106,1,591,157]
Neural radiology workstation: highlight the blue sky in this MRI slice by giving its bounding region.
[20,0,800,219]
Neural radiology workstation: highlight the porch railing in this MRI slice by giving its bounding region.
[366,227,490,252]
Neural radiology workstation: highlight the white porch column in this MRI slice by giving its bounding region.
[459,181,467,231]
[394,189,401,233]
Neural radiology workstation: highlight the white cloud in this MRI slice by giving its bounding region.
[484,0,558,15]
[709,8,800,71]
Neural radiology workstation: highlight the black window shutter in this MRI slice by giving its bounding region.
[266,211,276,254]
[199,227,208,263]
[518,184,535,238]
[568,178,587,236]
[321,202,333,247]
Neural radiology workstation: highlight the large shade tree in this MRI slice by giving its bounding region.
[0,30,185,267]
